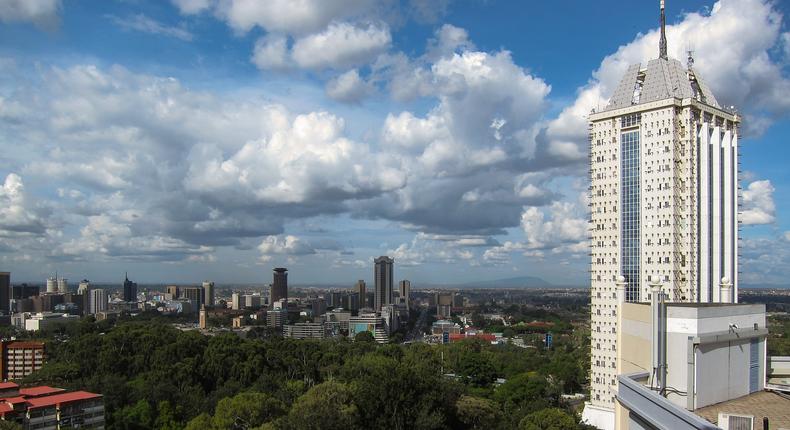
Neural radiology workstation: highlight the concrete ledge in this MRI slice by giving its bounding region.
[617,372,719,430]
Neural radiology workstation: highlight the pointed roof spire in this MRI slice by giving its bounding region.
[659,0,668,59]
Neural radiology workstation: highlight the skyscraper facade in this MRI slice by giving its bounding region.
[202,281,215,307]
[355,280,366,306]
[270,268,288,305]
[77,280,91,296]
[587,1,739,413]
[0,272,9,313]
[89,289,107,314]
[373,256,393,311]
[123,273,137,302]
[57,278,68,294]
[46,277,57,294]
[398,280,410,307]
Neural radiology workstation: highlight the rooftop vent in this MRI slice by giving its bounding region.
[718,412,754,430]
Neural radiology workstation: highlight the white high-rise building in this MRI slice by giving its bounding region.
[89,288,107,314]
[46,277,57,294]
[57,278,68,294]
[584,1,739,427]
[77,280,91,295]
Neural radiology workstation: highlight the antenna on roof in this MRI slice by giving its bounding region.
[659,0,668,60]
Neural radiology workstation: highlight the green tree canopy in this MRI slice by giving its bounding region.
[282,380,360,430]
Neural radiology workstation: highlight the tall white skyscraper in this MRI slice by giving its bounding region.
[46,277,57,294]
[586,0,739,417]
[89,288,107,314]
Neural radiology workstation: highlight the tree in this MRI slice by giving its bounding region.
[354,331,375,343]
[458,349,497,387]
[283,380,360,430]
[113,399,153,430]
[0,421,23,430]
[184,413,212,430]
[211,392,286,429]
[518,408,577,430]
[455,395,502,430]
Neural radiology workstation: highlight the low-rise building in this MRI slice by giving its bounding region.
[11,312,80,332]
[283,323,325,339]
[349,313,388,344]
[0,383,104,429]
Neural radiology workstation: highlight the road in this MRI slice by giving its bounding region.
[405,307,430,342]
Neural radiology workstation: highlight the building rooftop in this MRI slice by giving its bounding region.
[4,341,45,349]
[604,57,720,112]
[0,382,19,390]
[26,391,102,409]
[19,386,65,397]
[694,390,790,430]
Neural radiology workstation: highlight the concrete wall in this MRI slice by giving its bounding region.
[664,304,766,409]
[619,303,652,377]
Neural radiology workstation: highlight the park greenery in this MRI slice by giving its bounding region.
[14,311,592,430]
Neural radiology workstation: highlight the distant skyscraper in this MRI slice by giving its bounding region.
[46,277,57,294]
[355,280,366,304]
[123,273,137,302]
[77,280,91,296]
[231,293,241,310]
[398,280,410,307]
[0,272,9,313]
[202,281,215,307]
[182,286,203,309]
[586,0,740,416]
[270,268,288,305]
[166,285,180,299]
[89,289,107,314]
[57,278,68,294]
[374,256,394,310]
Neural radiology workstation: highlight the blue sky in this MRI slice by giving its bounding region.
[0,0,789,287]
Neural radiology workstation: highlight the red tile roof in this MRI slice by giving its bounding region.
[4,341,44,349]
[0,397,26,404]
[26,391,102,409]
[19,386,65,397]
[0,382,19,390]
[0,403,13,416]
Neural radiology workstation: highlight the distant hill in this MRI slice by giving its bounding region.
[456,276,553,289]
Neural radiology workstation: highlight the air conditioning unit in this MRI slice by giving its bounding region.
[718,412,754,430]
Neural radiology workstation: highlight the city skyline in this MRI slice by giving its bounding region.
[1,0,789,285]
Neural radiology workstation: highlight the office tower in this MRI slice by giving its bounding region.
[398,280,410,307]
[435,293,453,318]
[0,272,9,313]
[270,268,288,305]
[181,286,203,309]
[77,280,91,296]
[374,256,394,310]
[243,294,261,309]
[11,284,39,300]
[355,280,366,302]
[231,293,241,310]
[123,273,137,302]
[57,278,68,294]
[46,277,57,294]
[202,281,215,307]
[166,285,180,299]
[328,291,342,308]
[89,289,107,314]
[586,0,739,415]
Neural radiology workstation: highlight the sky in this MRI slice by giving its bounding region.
[0,0,789,287]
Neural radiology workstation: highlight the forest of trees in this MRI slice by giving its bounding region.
[15,314,591,429]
